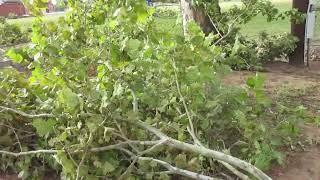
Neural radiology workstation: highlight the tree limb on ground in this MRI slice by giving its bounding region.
[0,107,271,180]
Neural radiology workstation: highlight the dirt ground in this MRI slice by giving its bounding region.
[225,61,320,180]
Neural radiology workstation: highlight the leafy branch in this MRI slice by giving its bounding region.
[0,107,271,180]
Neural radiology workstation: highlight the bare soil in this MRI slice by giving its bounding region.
[225,61,320,180]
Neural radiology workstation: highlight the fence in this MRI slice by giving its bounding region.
[306,0,320,62]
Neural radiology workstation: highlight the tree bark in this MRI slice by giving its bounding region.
[180,0,218,35]
[289,0,309,66]
[180,0,195,36]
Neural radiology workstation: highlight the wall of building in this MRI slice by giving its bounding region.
[0,2,27,17]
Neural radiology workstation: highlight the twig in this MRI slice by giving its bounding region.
[0,124,35,134]
[7,122,22,152]
[171,60,202,146]
[119,139,168,178]
[206,12,223,38]
[76,133,93,180]
[131,120,272,180]
[0,149,57,157]
[218,160,249,180]
[214,11,247,45]
[0,140,160,157]
[112,119,140,153]
[214,24,233,45]
[0,106,54,118]
[129,89,138,112]
[0,105,269,180]
[138,139,167,155]
[118,157,139,180]
[137,157,220,180]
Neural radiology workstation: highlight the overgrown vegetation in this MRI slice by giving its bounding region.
[225,32,298,70]
[0,0,314,179]
[154,7,179,18]
[0,17,29,46]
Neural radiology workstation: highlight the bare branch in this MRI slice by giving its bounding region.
[5,122,22,152]
[129,89,138,113]
[131,120,272,180]
[0,140,161,157]
[112,119,140,153]
[89,140,161,153]
[76,133,93,180]
[214,24,233,45]
[206,12,223,38]
[118,157,139,180]
[137,157,220,180]
[171,60,202,146]
[138,139,167,155]
[218,160,249,180]
[0,106,55,118]
[0,149,58,157]
[214,11,247,45]
[0,123,35,134]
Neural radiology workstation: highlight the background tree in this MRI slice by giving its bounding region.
[289,0,309,66]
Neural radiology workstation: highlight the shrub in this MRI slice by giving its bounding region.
[0,19,29,46]
[224,33,298,70]
[154,7,180,18]
[7,13,18,19]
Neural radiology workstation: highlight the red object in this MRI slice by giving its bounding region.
[46,0,55,13]
[0,1,27,17]
[0,0,55,17]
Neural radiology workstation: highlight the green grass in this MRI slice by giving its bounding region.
[154,17,183,36]
[7,0,316,38]
[238,0,292,36]
[7,14,64,30]
[153,0,293,37]
[314,12,320,43]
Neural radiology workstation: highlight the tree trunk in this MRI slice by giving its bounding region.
[180,0,217,36]
[180,0,195,36]
[289,0,309,66]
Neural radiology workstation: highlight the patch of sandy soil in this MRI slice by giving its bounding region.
[269,125,320,180]
[0,172,59,180]
[224,61,320,90]
[225,61,320,180]
[0,175,19,180]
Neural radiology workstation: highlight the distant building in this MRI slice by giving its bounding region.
[0,0,54,17]
[0,0,27,17]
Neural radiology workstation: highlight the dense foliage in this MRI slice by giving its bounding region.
[0,0,311,179]
[225,33,298,70]
[154,7,179,18]
[152,0,301,69]
[0,17,29,46]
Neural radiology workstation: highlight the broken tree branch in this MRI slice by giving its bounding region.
[0,106,55,118]
[137,157,220,180]
[132,120,272,180]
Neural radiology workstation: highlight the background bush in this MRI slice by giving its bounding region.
[0,18,29,46]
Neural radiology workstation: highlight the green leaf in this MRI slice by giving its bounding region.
[55,151,76,175]
[32,118,57,137]
[159,173,170,180]
[57,88,80,113]
[103,161,116,174]
[6,49,23,63]
[87,115,104,132]
[174,154,187,168]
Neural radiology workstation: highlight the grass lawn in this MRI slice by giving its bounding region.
[7,0,317,38]
[7,14,64,30]
[155,0,293,37]
[239,0,292,36]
